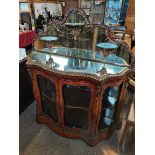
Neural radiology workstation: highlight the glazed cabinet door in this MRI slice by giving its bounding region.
[98,83,123,130]
[37,74,59,122]
[60,81,93,130]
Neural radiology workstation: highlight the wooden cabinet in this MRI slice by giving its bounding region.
[27,46,133,146]
[27,64,130,146]
[26,8,134,146]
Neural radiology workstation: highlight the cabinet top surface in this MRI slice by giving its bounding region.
[28,47,131,78]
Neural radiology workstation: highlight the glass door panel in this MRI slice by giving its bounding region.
[37,75,58,122]
[98,83,122,130]
[63,85,91,129]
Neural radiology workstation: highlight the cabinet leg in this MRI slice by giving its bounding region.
[36,115,42,124]
[119,122,129,145]
[130,127,135,143]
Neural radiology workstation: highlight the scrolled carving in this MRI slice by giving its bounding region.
[62,8,90,25]
[47,8,90,26]
[45,41,56,48]
[27,59,133,84]
[129,52,135,69]
[95,85,102,104]
[97,67,107,75]
[27,68,34,82]
[70,27,82,40]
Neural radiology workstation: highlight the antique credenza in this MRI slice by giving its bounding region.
[27,8,134,146]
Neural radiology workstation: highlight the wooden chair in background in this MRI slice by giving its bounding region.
[125,17,135,36]
[119,93,135,146]
[34,39,45,49]
[119,43,135,146]
[119,63,135,146]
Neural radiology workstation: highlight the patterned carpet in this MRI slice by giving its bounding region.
[19,90,134,155]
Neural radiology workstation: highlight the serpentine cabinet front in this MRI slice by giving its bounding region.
[28,66,128,146]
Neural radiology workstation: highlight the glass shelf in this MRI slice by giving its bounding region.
[39,36,58,42]
[37,47,128,65]
[103,117,113,126]
[96,43,118,49]
[108,96,117,106]
[110,26,126,31]
[109,86,119,97]
[104,108,114,118]
[98,83,122,130]
[65,23,85,26]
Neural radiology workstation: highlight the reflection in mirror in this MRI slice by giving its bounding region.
[34,8,119,51]
[64,10,88,41]
[65,12,85,24]
[35,47,129,67]
[116,44,131,64]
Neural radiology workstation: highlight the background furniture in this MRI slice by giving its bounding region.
[110,26,126,41]
[131,30,135,49]
[124,0,135,35]
[119,94,135,145]
[19,30,36,48]
[119,46,135,145]
[19,48,34,113]
[125,16,135,35]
